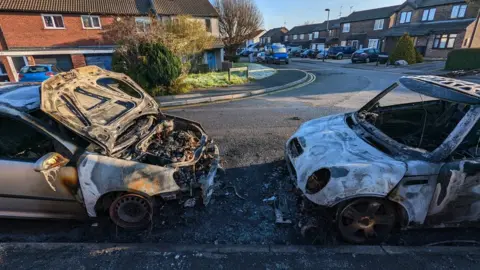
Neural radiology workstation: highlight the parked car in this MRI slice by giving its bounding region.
[288,46,303,57]
[265,44,289,64]
[351,48,380,63]
[327,46,355,60]
[286,76,480,244]
[236,48,245,56]
[19,65,59,82]
[0,66,220,229]
[315,49,328,59]
[300,49,315,58]
[256,52,266,62]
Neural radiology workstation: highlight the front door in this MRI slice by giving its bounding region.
[351,40,359,49]
[0,115,86,219]
[207,51,216,71]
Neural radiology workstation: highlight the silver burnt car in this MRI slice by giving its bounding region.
[0,66,219,229]
[286,76,480,244]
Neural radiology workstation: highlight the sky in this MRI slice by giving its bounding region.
[253,0,405,30]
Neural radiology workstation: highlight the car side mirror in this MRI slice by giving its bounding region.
[34,152,69,172]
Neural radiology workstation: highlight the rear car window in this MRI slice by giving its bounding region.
[20,66,49,74]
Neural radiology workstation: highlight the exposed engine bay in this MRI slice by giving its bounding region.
[363,100,472,154]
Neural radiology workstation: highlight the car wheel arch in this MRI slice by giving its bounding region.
[332,196,409,228]
[94,190,154,217]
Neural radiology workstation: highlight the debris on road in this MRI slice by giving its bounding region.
[275,208,292,224]
[263,196,277,203]
[183,198,196,208]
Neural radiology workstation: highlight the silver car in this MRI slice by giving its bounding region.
[286,76,480,244]
[0,66,219,229]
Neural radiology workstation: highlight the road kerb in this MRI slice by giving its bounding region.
[1,243,479,256]
[159,71,309,108]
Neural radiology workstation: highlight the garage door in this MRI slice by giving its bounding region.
[34,55,73,72]
[85,54,112,70]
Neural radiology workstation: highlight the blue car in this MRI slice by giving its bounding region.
[265,44,289,64]
[19,65,59,82]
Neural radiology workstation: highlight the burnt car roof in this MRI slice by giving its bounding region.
[0,83,41,112]
[400,76,480,105]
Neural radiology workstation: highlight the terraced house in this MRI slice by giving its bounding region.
[259,27,289,45]
[338,5,400,50]
[384,0,479,59]
[0,0,223,82]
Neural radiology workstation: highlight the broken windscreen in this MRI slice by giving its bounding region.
[359,84,470,152]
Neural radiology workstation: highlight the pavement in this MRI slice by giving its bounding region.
[2,60,480,268]
[1,243,479,269]
[156,69,309,107]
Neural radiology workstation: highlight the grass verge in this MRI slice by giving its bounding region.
[183,72,249,89]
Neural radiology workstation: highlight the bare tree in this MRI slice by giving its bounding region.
[214,0,264,55]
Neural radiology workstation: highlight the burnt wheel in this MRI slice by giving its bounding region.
[109,194,153,229]
[337,198,395,244]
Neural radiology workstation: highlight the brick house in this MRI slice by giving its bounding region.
[384,0,480,59]
[283,23,323,49]
[259,27,289,45]
[339,5,400,50]
[0,0,224,82]
[310,18,345,50]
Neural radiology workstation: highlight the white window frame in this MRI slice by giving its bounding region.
[81,15,102,29]
[294,35,298,40]
[284,35,288,42]
[41,14,65,29]
[135,17,152,32]
[422,8,436,21]
[309,33,313,40]
[300,34,305,39]
[368,39,379,49]
[314,32,319,39]
[374,19,384,30]
[267,37,271,43]
[400,11,412,24]
[451,4,467,19]
[341,41,347,46]
[343,23,350,33]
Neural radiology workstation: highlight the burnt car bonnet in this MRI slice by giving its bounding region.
[41,66,159,153]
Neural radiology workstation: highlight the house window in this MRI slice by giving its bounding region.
[374,19,384,30]
[42,14,65,29]
[309,33,313,40]
[422,8,436,21]
[300,34,305,39]
[433,34,457,49]
[341,41,347,46]
[294,35,298,40]
[285,35,288,42]
[205,18,212,33]
[314,32,319,38]
[268,37,271,43]
[329,30,333,37]
[368,39,379,49]
[81,15,101,29]
[135,17,151,32]
[451,4,467,18]
[400,11,412,24]
[343,23,350,33]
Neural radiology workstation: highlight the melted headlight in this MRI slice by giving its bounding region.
[306,168,331,194]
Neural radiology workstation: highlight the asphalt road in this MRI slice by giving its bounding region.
[0,60,479,247]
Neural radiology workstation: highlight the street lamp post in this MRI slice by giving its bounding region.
[324,9,330,62]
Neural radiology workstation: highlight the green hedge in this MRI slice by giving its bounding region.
[445,48,480,70]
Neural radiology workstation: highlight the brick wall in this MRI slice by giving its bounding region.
[463,18,480,48]
[0,12,116,49]
[340,17,392,48]
[71,54,86,68]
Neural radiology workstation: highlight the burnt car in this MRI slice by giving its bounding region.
[286,76,480,244]
[0,66,219,229]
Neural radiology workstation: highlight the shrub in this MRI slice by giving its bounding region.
[112,42,182,96]
[389,33,417,65]
[445,48,480,70]
[415,50,424,63]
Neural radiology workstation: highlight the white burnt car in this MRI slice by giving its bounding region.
[0,66,219,229]
[286,76,480,244]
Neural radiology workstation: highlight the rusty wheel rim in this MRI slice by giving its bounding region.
[110,194,152,229]
[338,199,395,244]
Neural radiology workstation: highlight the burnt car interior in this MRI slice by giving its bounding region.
[363,100,471,152]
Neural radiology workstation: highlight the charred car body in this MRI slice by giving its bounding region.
[0,66,219,229]
[286,76,480,244]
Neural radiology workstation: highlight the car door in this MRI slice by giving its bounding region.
[371,49,379,60]
[0,114,86,219]
[425,120,480,226]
